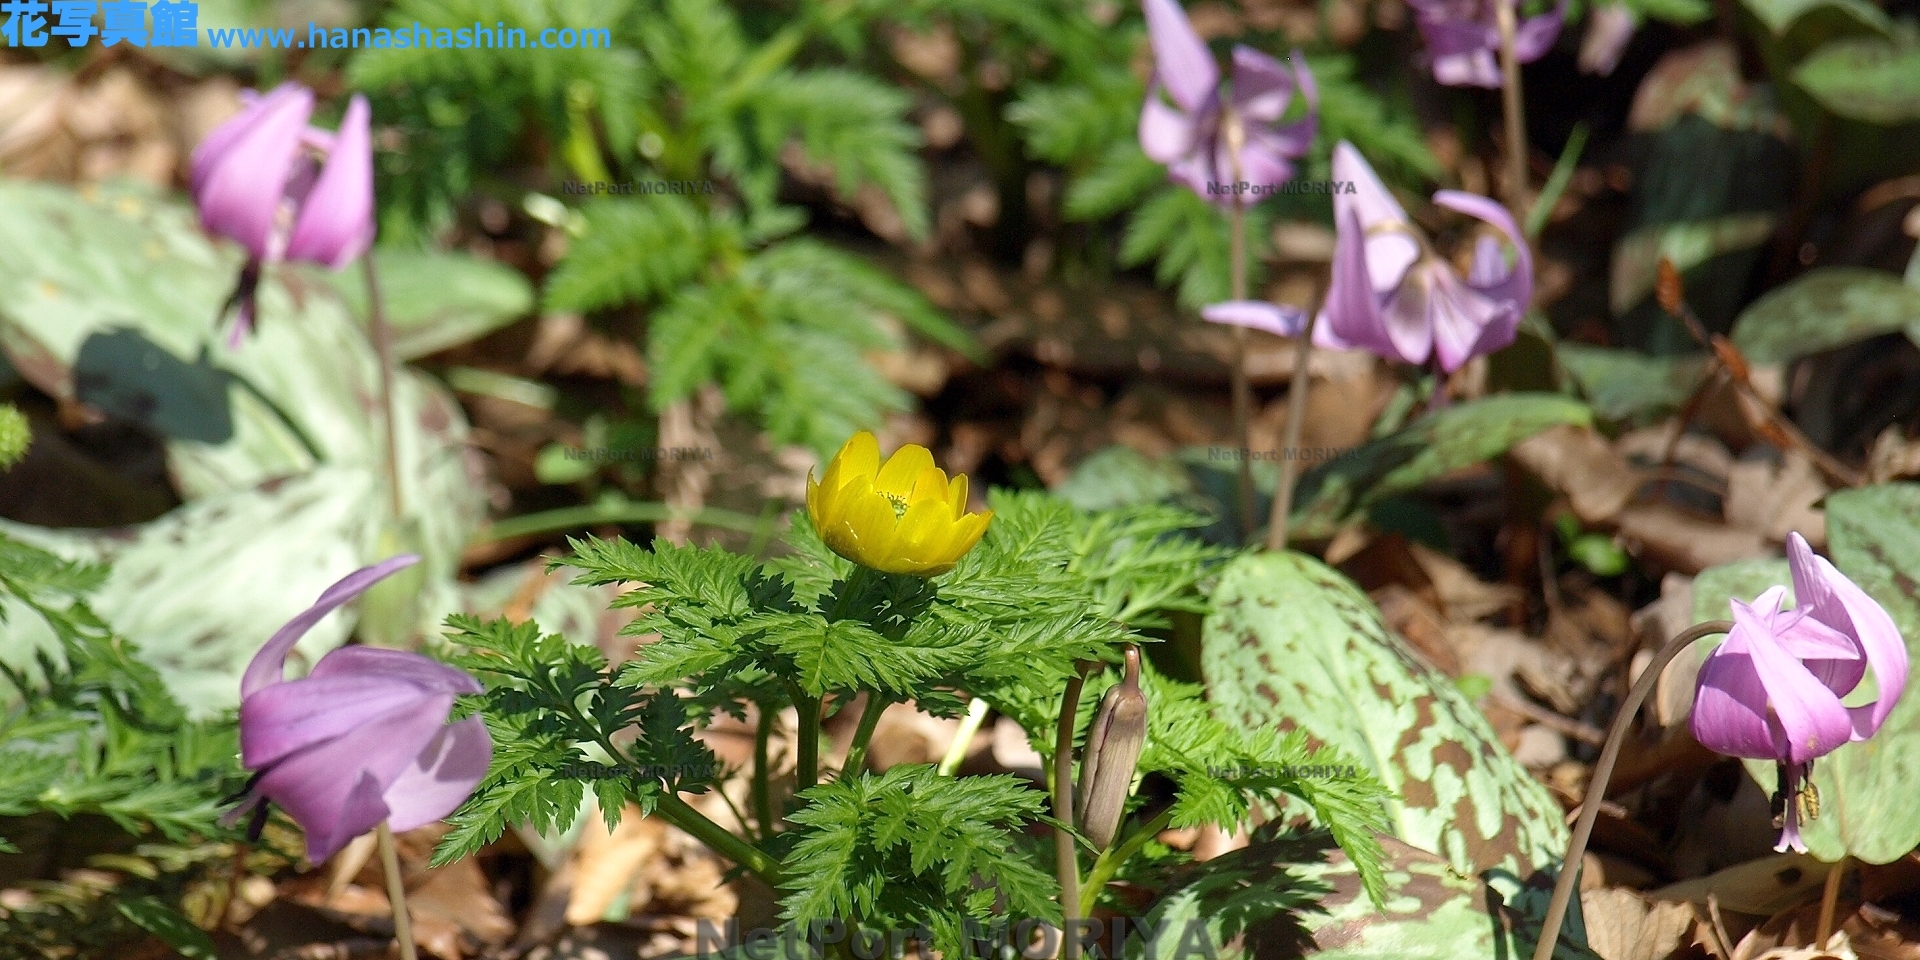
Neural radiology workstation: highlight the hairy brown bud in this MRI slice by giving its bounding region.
[1075,646,1148,851]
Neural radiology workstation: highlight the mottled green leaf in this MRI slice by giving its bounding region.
[1204,552,1568,881]
[1557,345,1711,422]
[1289,394,1593,540]
[1691,557,1793,625]
[117,895,217,959]
[1794,39,1920,124]
[0,468,384,717]
[1131,832,1600,960]
[315,247,535,361]
[1054,445,1198,512]
[0,179,485,602]
[1752,483,1920,864]
[1731,268,1920,363]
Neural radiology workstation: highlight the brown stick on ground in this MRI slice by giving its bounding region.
[1654,259,1863,489]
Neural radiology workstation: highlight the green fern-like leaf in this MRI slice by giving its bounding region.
[542,195,715,313]
[781,766,1059,955]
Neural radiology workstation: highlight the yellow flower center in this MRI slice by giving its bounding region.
[881,491,909,518]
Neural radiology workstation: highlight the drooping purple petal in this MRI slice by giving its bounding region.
[1726,597,1857,763]
[1397,260,1503,373]
[1331,142,1420,293]
[382,715,493,833]
[308,646,483,695]
[1431,50,1503,88]
[1317,203,1425,364]
[1140,85,1204,165]
[1228,46,1296,124]
[1142,0,1220,113]
[1513,0,1569,61]
[1787,531,1909,738]
[255,692,455,862]
[1691,625,1789,760]
[1433,189,1532,319]
[239,555,423,698]
[240,674,443,769]
[190,84,308,199]
[191,84,314,262]
[284,95,375,269]
[1202,300,1307,338]
[1229,132,1302,195]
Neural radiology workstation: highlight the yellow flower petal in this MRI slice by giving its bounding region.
[947,473,969,514]
[807,432,994,577]
[822,431,881,498]
[874,443,936,498]
[908,465,952,513]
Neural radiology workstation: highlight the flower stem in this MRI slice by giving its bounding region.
[1054,662,1093,960]
[1080,807,1174,917]
[1226,158,1256,546]
[1265,308,1317,551]
[791,683,822,797]
[1228,210,1255,544]
[1531,619,1734,960]
[753,705,776,843]
[362,256,404,519]
[939,697,993,776]
[840,694,890,779]
[571,705,784,886]
[1495,0,1531,217]
[651,791,784,885]
[1816,856,1848,946]
[375,821,417,960]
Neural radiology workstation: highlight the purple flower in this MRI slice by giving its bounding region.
[227,556,492,863]
[1271,142,1530,373]
[1405,0,1566,88]
[1578,3,1636,77]
[1690,532,1908,853]
[191,83,376,345]
[1139,0,1317,205]
[1201,300,1307,337]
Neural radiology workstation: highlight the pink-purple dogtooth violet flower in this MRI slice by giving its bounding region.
[225,555,492,863]
[1212,142,1530,373]
[1689,532,1908,853]
[190,82,375,346]
[1139,0,1317,206]
[1405,0,1567,87]
[1200,147,1527,367]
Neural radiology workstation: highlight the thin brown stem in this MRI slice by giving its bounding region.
[1229,217,1255,543]
[363,257,404,519]
[1225,109,1255,544]
[1659,260,1864,488]
[1265,309,1317,551]
[1054,662,1093,960]
[1816,856,1848,947]
[1531,619,1734,960]
[376,822,417,960]
[1495,0,1531,216]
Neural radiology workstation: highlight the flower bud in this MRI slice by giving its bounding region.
[1076,646,1148,850]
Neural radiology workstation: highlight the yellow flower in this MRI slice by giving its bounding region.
[806,432,993,576]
